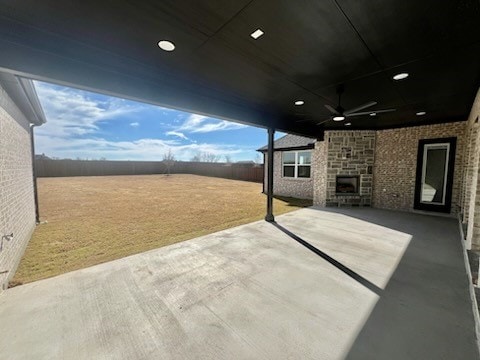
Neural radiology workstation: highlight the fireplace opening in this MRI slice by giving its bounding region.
[336,175,359,195]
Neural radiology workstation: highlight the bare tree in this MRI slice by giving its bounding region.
[254,153,263,165]
[163,149,176,175]
[190,153,201,162]
[203,152,221,162]
[190,152,221,163]
[224,154,232,163]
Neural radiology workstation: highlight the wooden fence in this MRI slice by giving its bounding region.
[35,159,264,183]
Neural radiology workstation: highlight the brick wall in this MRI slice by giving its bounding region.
[313,141,328,206]
[264,151,313,199]
[313,131,375,206]
[0,84,36,290]
[461,119,479,223]
[373,122,466,212]
[464,89,480,249]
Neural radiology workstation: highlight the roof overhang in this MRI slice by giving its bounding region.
[257,145,316,153]
[0,72,46,125]
[0,1,478,135]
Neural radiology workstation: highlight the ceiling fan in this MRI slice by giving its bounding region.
[318,85,396,125]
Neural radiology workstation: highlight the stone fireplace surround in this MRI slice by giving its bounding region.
[314,130,375,207]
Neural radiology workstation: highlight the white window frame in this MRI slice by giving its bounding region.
[282,150,311,179]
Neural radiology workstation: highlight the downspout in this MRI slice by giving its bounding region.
[265,128,275,222]
[30,124,40,224]
[262,152,265,194]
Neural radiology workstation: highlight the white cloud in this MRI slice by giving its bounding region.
[178,114,247,133]
[165,131,188,140]
[34,81,141,138]
[35,134,246,161]
[33,81,256,161]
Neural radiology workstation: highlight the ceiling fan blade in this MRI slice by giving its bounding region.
[344,101,377,115]
[316,118,332,126]
[347,108,396,117]
[325,104,339,115]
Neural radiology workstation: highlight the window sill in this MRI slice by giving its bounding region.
[281,177,312,181]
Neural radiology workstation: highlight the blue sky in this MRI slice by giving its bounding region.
[34,81,284,162]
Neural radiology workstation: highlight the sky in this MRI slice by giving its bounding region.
[33,81,284,162]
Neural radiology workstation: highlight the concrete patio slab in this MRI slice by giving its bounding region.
[0,207,478,359]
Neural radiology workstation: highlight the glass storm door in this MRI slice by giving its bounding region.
[414,138,456,213]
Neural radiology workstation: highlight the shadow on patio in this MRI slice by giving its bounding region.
[274,207,478,359]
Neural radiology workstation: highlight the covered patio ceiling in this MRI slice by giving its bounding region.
[0,0,479,137]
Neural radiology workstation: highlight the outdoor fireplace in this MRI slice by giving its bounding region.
[336,175,359,195]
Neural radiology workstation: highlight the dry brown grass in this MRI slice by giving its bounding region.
[13,174,311,285]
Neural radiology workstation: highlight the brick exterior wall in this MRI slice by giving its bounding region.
[313,141,328,206]
[461,119,479,223]
[0,84,36,290]
[313,131,375,206]
[263,151,313,199]
[464,89,480,249]
[373,122,466,212]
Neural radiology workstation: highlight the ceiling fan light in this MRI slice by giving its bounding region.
[393,72,409,80]
[416,111,426,116]
[294,100,304,106]
[158,40,175,51]
[250,29,264,39]
[369,112,376,116]
[333,116,345,121]
[345,122,351,126]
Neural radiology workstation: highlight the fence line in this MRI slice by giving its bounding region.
[35,159,264,183]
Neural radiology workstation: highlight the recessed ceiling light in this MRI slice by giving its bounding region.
[294,100,304,106]
[416,111,426,116]
[393,73,409,80]
[250,29,264,39]
[333,116,345,121]
[345,122,352,126]
[158,40,175,52]
[369,112,376,116]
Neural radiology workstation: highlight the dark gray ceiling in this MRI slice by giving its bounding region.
[0,0,479,137]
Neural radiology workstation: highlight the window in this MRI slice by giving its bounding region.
[282,150,311,178]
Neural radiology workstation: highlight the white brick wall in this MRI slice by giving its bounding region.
[0,83,36,290]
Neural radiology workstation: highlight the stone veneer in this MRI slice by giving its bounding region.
[314,131,375,207]
[264,151,313,199]
[0,83,37,290]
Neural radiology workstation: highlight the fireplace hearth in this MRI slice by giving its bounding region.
[336,175,359,195]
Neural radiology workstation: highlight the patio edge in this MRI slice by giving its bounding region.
[458,213,480,355]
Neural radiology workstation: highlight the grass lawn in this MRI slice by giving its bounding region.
[12,174,312,285]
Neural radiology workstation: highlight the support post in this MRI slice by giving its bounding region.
[265,127,275,222]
